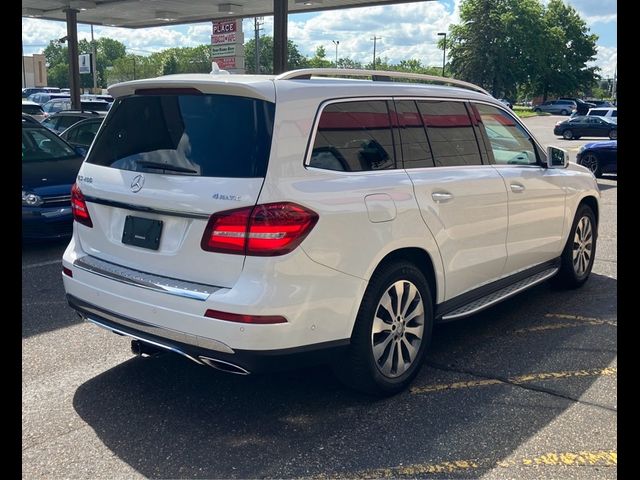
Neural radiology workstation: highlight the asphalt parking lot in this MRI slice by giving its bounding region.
[22,114,617,479]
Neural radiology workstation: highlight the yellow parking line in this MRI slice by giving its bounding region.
[411,367,616,394]
[315,451,616,478]
[512,313,617,334]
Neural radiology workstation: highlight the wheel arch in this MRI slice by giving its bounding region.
[579,195,599,227]
[370,247,438,307]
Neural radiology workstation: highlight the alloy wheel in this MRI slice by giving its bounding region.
[572,215,593,276]
[581,154,599,175]
[371,280,425,378]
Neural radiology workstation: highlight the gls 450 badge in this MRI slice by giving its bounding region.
[212,193,242,201]
[77,175,93,183]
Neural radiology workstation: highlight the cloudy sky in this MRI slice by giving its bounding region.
[22,0,617,77]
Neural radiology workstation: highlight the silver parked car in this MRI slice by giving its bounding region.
[533,100,577,115]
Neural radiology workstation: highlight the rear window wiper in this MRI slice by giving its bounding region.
[135,160,198,174]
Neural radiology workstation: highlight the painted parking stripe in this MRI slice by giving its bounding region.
[513,313,617,334]
[22,259,61,270]
[316,450,616,478]
[411,367,616,394]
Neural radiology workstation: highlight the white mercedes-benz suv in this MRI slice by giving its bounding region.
[62,69,599,395]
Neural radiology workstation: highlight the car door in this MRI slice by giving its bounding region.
[397,99,509,299]
[471,102,566,275]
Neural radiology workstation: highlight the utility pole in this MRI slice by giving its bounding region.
[91,24,98,93]
[254,17,263,74]
[332,40,339,67]
[437,32,447,77]
[371,36,381,69]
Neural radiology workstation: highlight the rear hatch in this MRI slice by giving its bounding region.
[74,81,276,287]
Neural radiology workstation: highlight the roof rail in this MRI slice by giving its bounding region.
[276,68,490,96]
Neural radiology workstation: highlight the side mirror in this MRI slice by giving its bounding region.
[546,146,569,169]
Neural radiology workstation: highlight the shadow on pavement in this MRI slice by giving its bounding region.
[73,273,616,479]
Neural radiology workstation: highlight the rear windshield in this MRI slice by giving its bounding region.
[81,101,110,112]
[87,93,275,178]
[22,104,44,115]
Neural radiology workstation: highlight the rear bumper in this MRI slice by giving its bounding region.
[62,234,367,354]
[67,294,350,374]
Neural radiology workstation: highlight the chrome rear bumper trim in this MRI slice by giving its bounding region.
[74,255,222,301]
[85,317,206,365]
[70,295,235,354]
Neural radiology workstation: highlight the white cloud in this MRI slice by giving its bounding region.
[590,45,617,78]
[286,2,460,67]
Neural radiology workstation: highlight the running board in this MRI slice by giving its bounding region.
[440,267,559,321]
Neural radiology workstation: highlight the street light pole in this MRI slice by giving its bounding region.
[437,32,446,77]
[332,40,339,67]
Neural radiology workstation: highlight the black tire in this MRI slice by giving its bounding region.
[561,109,568,115]
[581,153,602,177]
[554,204,597,289]
[333,261,434,396]
[562,130,574,140]
[609,130,617,140]
[534,108,541,113]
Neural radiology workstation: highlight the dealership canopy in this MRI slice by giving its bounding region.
[22,0,433,107]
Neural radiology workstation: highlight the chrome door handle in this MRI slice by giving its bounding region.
[431,192,454,203]
[510,183,525,193]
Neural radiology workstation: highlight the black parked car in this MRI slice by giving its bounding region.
[22,117,85,239]
[576,141,617,178]
[553,115,617,140]
[559,97,596,115]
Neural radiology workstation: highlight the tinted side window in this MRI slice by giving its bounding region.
[590,110,605,116]
[309,100,395,172]
[417,100,481,166]
[473,103,537,165]
[611,110,617,117]
[394,100,434,169]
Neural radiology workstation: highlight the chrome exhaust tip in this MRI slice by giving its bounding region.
[199,356,250,375]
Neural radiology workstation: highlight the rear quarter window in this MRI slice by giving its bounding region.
[309,100,396,172]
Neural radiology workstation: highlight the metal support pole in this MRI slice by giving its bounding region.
[65,8,81,110]
[254,17,261,73]
[332,40,339,66]
[273,0,288,74]
[91,24,98,92]
[22,43,27,88]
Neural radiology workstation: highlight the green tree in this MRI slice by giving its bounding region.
[244,36,307,73]
[162,55,179,75]
[336,58,363,69]
[446,0,598,100]
[527,0,599,100]
[307,46,333,68]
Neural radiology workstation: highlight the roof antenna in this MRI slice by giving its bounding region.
[210,62,230,75]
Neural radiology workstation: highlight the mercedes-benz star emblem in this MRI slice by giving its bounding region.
[130,174,145,193]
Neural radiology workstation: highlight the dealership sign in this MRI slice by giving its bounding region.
[212,45,237,58]
[211,18,244,73]
[212,19,238,34]
[211,32,238,44]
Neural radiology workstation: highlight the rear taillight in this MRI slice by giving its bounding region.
[201,202,318,256]
[71,183,93,228]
